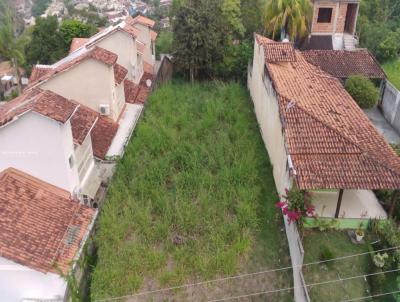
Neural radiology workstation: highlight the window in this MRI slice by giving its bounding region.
[317,8,333,23]
[69,155,74,168]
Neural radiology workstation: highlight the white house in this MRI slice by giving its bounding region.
[0,88,118,199]
[28,47,127,122]
[0,167,96,302]
[248,34,400,219]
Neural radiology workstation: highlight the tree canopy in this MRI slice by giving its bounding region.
[59,19,97,52]
[26,16,65,65]
[263,0,312,41]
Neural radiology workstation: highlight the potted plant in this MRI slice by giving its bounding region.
[355,223,364,242]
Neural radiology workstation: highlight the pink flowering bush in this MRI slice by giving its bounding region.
[276,188,315,225]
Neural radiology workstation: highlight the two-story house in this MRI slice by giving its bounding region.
[28,47,127,122]
[305,0,360,50]
[0,167,96,301]
[0,88,118,200]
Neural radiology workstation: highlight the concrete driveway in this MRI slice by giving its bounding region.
[364,106,400,145]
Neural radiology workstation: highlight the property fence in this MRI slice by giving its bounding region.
[152,55,173,91]
[381,80,400,135]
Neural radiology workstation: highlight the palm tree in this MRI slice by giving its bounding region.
[0,7,28,95]
[263,0,312,42]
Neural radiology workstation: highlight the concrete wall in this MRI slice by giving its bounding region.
[248,38,309,302]
[0,257,67,301]
[133,23,155,65]
[40,59,121,121]
[0,112,80,194]
[95,30,138,81]
[75,133,95,184]
[382,80,400,135]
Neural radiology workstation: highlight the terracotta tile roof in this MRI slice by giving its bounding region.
[255,34,296,63]
[256,34,400,190]
[0,168,95,275]
[29,65,52,82]
[69,37,89,53]
[151,30,158,41]
[91,116,119,159]
[126,15,155,28]
[70,104,98,145]
[114,63,128,85]
[122,23,141,38]
[27,47,118,90]
[0,89,78,127]
[302,49,386,79]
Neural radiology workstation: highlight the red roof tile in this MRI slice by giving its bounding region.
[256,34,400,190]
[0,168,95,275]
[69,37,89,53]
[29,65,52,82]
[255,34,296,63]
[124,77,152,105]
[302,49,386,79]
[151,30,158,41]
[126,15,155,28]
[136,41,145,54]
[114,63,128,85]
[70,104,98,145]
[91,116,119,159]
[0,89,78,127]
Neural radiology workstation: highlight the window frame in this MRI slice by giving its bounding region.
[317,7,333,23]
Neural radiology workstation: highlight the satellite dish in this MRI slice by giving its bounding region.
[146,79,152,87]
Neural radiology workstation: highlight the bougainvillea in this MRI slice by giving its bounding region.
[276,188,315,225]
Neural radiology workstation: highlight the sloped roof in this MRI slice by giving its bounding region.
[114,63,128,85]
[0,89,78,127]
[302,49,386,79]
[70,104,98,145]
[151,30,158,41]
[69,37,90,53]
[124,64,153,105]
[255,34,296,63]
[256,34,400,190]
[27,47,118,90]
[126,15,155,28]
[29,65,52,82]
[0,168,95,275]
[91,116,119,159]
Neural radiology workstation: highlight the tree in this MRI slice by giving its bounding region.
[59,19,97,52]
[0,6,29,94]
[241,0,264,36]
[221,0,245,38]
[172,0,226,82]
[345,75,379,109]
[263,0,312,41]
[26,16,65,65]
[156,30,173,59]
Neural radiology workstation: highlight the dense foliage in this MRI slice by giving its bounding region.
[345,75,379,109]
[263,0,312,41]
[26,17,97,66]
[358,0,400,62]
[31,0,52,17]
[91,82,289,299]
[59,19,97,52]
[171,0,263,82]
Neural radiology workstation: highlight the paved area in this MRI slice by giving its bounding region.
[364,106,400,145]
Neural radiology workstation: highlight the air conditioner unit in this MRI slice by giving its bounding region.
[99,104,110,116]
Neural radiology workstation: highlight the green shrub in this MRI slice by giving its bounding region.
[319,245,335,268]
[345,75,379,109]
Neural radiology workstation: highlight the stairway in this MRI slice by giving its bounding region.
[343,34,356,50]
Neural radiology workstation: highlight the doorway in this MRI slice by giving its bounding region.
[344,3,358,34]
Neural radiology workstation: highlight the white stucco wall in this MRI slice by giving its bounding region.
[0,112,80,193]
[40,59,121,121]
[248,40,290,194]
[248,38,308,302]
[133,23,155,65]
[94,30,138,81]
[0,257,67,302]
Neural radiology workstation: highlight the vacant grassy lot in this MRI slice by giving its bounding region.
[303,230,372,302]
[90,81,292,300]
[382,58,400,90]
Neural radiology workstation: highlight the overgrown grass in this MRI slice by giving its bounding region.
[383,58,400,90]
[303,231,372,301]
[90,81,291,300]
